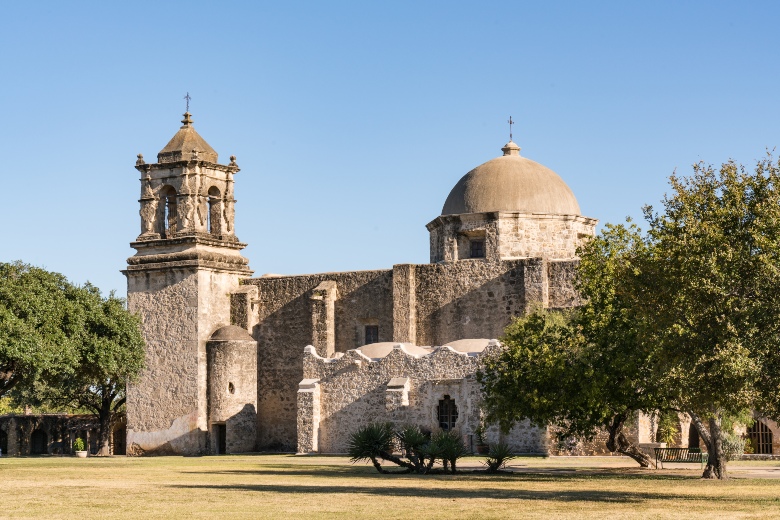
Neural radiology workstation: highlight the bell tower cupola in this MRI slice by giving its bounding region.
[136,112,240,241]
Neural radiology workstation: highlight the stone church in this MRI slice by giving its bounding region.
[122,111,599,456]
[2,112,778,457]
[118,112,780,458]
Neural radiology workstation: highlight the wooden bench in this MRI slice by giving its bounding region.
[654,447,708,469]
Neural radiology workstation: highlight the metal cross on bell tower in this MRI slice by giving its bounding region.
[184,92,191,112]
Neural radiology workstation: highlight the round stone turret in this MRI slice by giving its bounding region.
[207,325,258,454]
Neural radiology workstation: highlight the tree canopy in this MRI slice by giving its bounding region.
[0,262,79,398]
[480,155,780,479]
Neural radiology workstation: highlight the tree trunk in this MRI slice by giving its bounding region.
[605,413,655,468]
[689,411,728,480]
[96,394,114,456]
[97,412,112,456]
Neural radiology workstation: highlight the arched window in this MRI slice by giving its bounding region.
[0,429,7,455]
[30,429,47,455]
[438,395,459,431]
[160,186,178,238]
[207,186,222,235]
[748,420,773,454]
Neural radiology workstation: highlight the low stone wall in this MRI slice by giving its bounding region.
[298,342,548,455]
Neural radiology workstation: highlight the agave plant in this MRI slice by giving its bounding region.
[430,430,468,473]
[348,422,394,473]
[483,442,515,473]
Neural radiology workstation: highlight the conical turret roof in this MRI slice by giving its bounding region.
[157,112,218,163]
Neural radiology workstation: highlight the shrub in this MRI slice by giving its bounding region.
[430,430,469,473]
[348,423,467,474]
[73,438,86,452]
[483,442,515,473]
[348,423,395,473]
[722,434,746,462]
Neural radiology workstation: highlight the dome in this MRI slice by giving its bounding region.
[209,325,255,342]
[441,141,581,216]
[356,342,432,359]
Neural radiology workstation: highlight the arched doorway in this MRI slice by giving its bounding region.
[30,429,47,455]
[748,421,773,454]
[112,426,127,456]
[0,429,7,455]
[688,423,700,449]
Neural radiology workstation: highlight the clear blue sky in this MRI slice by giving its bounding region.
[2,1,779,298]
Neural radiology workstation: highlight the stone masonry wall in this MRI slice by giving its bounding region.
[496,213,597,260]
[547,260,582,308]
[126,268,202,455]
[246,256,581,450]
[207,337,258,454]
[300,343,547,454]
[244,269,394,451]
[412,259,538,347]
[427,212,597,264]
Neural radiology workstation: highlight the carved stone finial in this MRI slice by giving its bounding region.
[229,155,238,167]
[136,153,145,166]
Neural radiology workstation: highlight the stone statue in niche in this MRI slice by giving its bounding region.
[224,200,235,233]
[139,198,158,236]
[141,174,154,200]
[197,202,205,227]
[179,195,195,230]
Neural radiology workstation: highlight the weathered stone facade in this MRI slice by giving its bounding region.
[298,342,547,454]
[428,212,597,263]
[124,116,602,456]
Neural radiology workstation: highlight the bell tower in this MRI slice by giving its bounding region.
[124,112,252,455]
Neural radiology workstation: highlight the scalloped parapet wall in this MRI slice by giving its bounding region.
[297,340,549,455]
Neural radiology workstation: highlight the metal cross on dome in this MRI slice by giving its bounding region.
[184,92,191,112]
[507,116,515,141]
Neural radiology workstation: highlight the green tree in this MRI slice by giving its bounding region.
[0,262,78,399]
[478,307,663,468]
[479,220,675,468]
[32,284,145,456]
[639,157,780,479]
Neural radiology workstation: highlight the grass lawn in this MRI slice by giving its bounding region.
[2,454,780,519]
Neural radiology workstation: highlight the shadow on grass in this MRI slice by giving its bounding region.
[185,465,693,482]
[169,481,718,504]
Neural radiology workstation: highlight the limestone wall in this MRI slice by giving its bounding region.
[495,213,597,260]
[411,259,541,347]
[244,269,394,451]
[126,268,203,455]
[427,212,597,263]
[244,256,581,451]
[299,343,548,455]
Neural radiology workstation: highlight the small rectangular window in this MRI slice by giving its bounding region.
[470,239,485,258]
[364,325,379,345]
